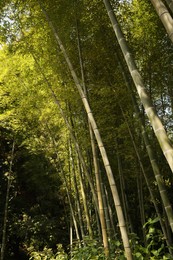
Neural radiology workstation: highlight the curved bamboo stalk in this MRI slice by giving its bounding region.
[103,0,173,175]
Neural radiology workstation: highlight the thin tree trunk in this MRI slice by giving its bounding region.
[104,186,117,238]
[137,167,146,244]
[163,205,173,248]
[116,50,173,240]
[165,0,173,14]
[1,140,15,260]
[30,51,99,214]
[120,106,173,250]
[103,0,173,233]
[70,217,73,260]
[38,4,132,259]
[116,147,129,231]
[45,128,86,245]
[76,154,93,239]
[150,0,173,43]
[75,13,109,256]
[69,142,86,242]
[49,89,99,214]
[121,169,134,234]
[44,125,81,246]
[68,111,94,239]
[100,181,112,238]
[94,203,102,243]
[64,174,81,245]
[116,145,134,234]
[103,0,173,174]
[39,122,80,246]
[168,82,173,116]
[89,125,109,256]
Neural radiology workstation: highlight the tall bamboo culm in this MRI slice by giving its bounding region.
[38,2,133,259]
[103,0,173,175]
[75,9,109,256]
[150,0,173,43]
[116,50,173,244]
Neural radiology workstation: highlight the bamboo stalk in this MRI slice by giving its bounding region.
[103,0,173,175]
[38,2,133,259]
[75,10,109,256]
[150,0,173,43]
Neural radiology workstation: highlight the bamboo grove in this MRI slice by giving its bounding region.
[0,0,173,259]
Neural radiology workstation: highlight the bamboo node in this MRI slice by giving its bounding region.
[164,149,173,155]
[145,106,154,113]
[154,127,165,133]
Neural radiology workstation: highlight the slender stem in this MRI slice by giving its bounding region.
[31,51,99,214]
[1,140,15,260]
[45,124,81,245]
[75,8,109,256]
[69,141,86,241]
[120,106,173,250]
[115,49,173,238]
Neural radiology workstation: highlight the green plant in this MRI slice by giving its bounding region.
[28,244,68,260]
[70,237,126,259]
[132,217,173,259]
[70,238,105,259]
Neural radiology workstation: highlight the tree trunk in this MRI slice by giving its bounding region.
[75,12,109,256]
[103,0,173,175]
[120,106,173,249]
[69,142,86,241]
[150,0,173,43]
[70,217,73,259]
[60,154,81,244]
[89,125,109,256]
[116,145,129,231]
[137,167,146,244]
[116,49,173,238]
[101,182,112,238]
[116,143,134,234]
[77,154,93,239]
[104,186,117,238]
